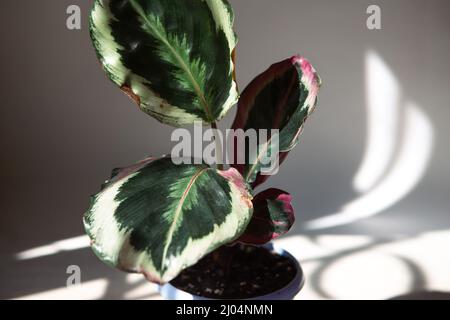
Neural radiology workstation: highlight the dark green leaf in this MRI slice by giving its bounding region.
[90,0,238,126]
[84,157,253,283]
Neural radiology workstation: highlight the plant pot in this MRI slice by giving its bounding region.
[158,244,304,300]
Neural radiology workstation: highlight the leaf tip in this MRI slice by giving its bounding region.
[291,54,322,88]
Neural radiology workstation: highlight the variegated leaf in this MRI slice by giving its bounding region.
[84,157,253,283]
[232,55,321,187]
[90,0,238,127]
[238,188,294,245]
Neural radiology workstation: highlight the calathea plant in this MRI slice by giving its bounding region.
[84,0,321,285]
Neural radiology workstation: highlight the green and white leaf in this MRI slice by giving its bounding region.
[84,157,253,283]
[90,0,238,127]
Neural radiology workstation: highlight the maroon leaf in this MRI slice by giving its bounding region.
[238,188,295,245]
[231,55,321,188]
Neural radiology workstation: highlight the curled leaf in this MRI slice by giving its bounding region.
[238,188,295,245]
[232,55,321,187]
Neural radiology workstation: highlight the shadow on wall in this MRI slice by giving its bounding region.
[3,50,437,300]
[2,246,159,300]
[303,50,434,231]
[303,235,426,299]
[275,229,450,299]
[8,230,450,299]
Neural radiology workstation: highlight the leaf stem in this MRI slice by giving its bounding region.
[211,122,223,170]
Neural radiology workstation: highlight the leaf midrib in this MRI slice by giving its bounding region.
[160,167,209,271]
[245,136,273,181]
[129,0,213,121]
[244,68,298,182]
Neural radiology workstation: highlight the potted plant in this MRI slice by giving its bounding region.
[84,0,321,300]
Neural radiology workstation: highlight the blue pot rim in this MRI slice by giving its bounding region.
[159,243,304,300]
